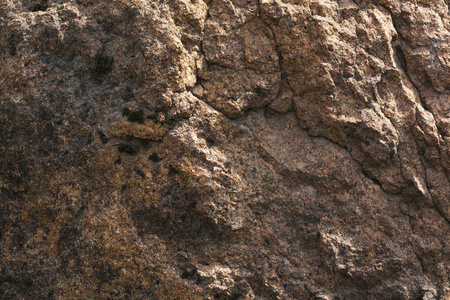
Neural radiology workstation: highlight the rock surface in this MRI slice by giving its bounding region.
[0,0,449,299]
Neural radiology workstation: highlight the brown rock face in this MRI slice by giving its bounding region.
[1,0,449,299]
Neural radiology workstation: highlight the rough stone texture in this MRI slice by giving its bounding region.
[0,0,449,299]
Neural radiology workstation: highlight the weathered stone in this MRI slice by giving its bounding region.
[0,0,449,299]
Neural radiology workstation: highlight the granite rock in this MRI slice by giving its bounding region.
[0,0,449,299]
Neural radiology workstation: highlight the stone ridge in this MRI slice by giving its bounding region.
[0,0,449,299]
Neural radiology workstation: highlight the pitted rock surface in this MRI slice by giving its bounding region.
[0,0,449,299]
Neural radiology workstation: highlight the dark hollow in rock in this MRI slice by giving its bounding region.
[122,107,145,124]
[97,130,109,144]
[29,0,49,12]
[117,143,138,155]
[91,52,114,80]
[148,153,160,163]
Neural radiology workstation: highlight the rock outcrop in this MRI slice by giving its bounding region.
[0,0,449,299]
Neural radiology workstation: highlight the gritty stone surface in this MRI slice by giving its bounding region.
[0,0,449,299]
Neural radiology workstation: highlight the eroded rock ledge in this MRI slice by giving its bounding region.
[0,0,449,299]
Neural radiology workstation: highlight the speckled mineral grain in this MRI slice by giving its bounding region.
[0,0,449,299]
